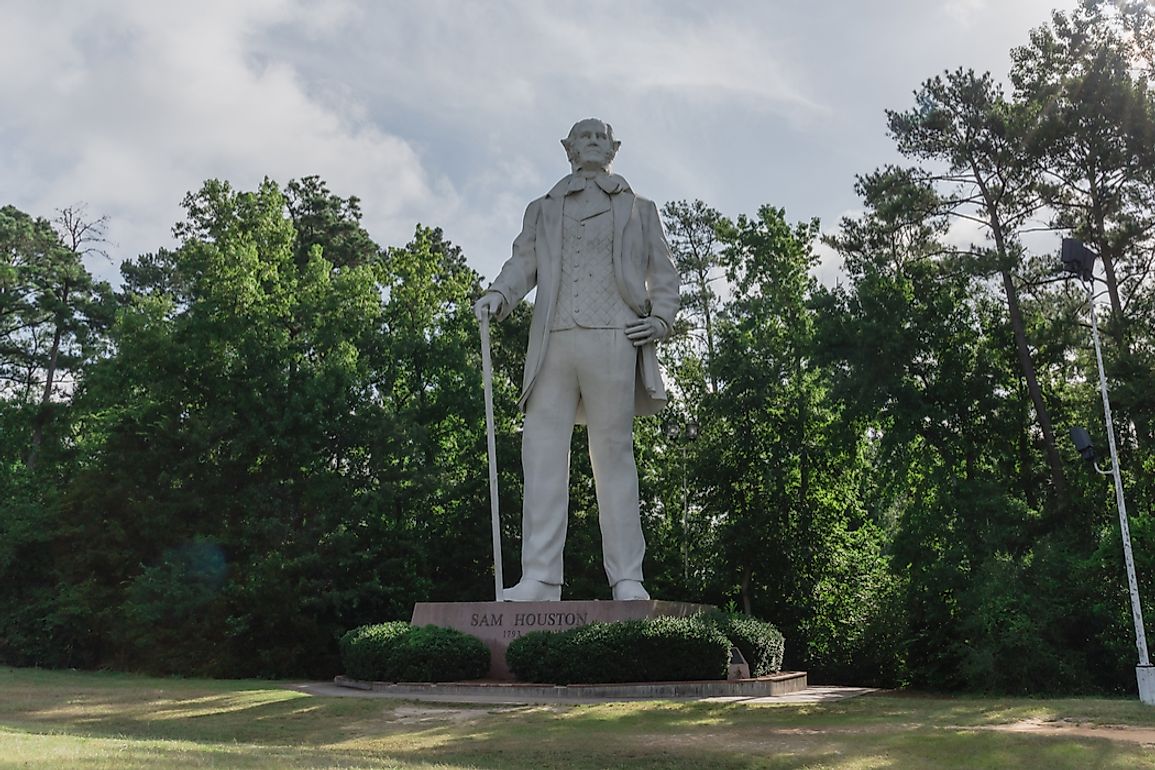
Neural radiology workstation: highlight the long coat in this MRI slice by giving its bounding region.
[487,173,681,422]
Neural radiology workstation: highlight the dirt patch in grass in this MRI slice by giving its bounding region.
[390,705,524,724]
[979,718,1155,745]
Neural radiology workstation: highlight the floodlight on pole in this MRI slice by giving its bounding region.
[1069,426,1098,464]
[1063,237,1155,704]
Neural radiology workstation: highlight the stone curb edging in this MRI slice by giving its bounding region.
[333,671,808,700]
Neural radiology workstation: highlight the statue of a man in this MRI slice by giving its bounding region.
[473,118,680,601]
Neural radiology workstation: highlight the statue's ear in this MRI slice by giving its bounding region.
[560,138,571,152]
[612,140,622,152]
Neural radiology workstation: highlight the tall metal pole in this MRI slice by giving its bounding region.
[479,315,504,601]
[1084,278,1154,701]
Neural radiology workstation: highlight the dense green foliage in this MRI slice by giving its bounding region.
[338,621,412,682]
[707,612,786,677]
[339,622,488,682]
[0,178,525,678]
[506,616,731,684]
[2,1,1155,695]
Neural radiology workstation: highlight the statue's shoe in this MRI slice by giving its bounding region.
[611,580,650,601]
[502,579,562,601]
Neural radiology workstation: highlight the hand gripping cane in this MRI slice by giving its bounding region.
[479,314,505,601]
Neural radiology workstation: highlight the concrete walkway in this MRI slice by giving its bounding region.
[285,680,878,706]
[702,686,879,704]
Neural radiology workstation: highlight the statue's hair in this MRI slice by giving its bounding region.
[565,118,616,144]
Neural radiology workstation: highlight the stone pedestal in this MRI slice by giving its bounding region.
[411,600,714,680]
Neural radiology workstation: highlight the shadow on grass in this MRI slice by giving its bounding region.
[3,669,1155,770]
[0,725,452,770]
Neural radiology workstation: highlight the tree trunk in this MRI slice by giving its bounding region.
[1091,192,1150,449]
[740,565,753,616]
[700,267,718,394]
[999,265,1065,495]
[26,281,70,470]
[973,167,1066,497]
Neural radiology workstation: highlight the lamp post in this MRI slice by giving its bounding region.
[665,419,699,584]
[1063,237,1154,704]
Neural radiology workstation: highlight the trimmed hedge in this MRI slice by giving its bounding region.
[708,612,786,676]
[339,622,489,682]
[506,616,731,684]
[339,621,410,681]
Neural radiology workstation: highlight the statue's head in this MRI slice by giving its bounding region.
[561,118,620,173]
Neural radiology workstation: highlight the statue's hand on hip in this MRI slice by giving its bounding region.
[474,292,504,322]
[625,316,669,347]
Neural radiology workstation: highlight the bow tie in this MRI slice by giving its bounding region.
[564,173,627,196]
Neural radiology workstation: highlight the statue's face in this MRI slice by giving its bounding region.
[568,120,616,172]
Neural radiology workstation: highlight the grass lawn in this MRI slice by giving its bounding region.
[2,667,1155,768]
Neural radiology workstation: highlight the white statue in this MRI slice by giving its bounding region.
[473,118,680,601]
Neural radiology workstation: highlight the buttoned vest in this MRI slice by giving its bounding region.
[551,187,635,330]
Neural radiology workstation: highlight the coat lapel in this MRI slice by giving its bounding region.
[611,190,633,266]
[611,190,638,314]
[542,191,563,271]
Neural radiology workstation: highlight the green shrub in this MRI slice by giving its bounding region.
[339,622,489,682]
[506,616,730,684]
[708,612,785,676]
[550,622,633,683]
[390,625,490,682]
[339,621,411,681]
[504,629,567,684]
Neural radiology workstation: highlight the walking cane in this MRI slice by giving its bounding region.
[479,313,505,601]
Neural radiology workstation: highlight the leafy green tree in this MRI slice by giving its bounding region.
[370,223,516,602]
[1012,0,1155,451]
[0,206,110,413]
[1,206,61,402]
[887,69,1067,497]
[27,208,114,468]
[684,205,893,681]
[818,171,1017,688]
[0,204,111,665]
[41,180,498,675]
[285,175,380,271]
[820,152,1140,692]
[661,199,726,395]
[644,200,729,601]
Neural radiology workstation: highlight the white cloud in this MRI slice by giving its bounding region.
[326,1,823,125]
[944,0,989,26]
[283,1,829,280]
[0,0,1084,290]
[944,215,992,253]
[0,0,449,280]
[814,208,866,289]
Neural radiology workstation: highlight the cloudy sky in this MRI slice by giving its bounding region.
[2,0,1077,287]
